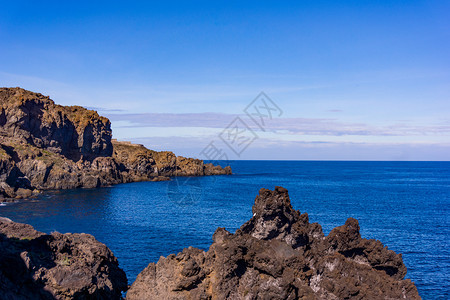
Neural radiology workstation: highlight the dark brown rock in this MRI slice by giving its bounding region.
[127,187,420,300]
[0,217,127,299]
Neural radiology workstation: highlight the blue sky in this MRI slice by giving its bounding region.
[1,1,449,160]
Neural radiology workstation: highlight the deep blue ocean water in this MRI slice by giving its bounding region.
[1,161,449,299]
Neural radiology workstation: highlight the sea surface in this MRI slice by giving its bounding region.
[1,161,449,299]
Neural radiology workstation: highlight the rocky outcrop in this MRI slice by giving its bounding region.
[127,187,420,300]
[0,88,231,200]
[112,140,231,182]
[0,217,127,299]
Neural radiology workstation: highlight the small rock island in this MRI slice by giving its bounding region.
[0,87,231,201]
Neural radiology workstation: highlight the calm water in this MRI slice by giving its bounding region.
[1,161,449,299]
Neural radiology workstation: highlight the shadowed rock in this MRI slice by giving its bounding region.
[0,217,127,299]
[127,187,420,300]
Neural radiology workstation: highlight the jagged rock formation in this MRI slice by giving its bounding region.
[0,217,127,299]
[0,87,231,200]
[127,187,420,300]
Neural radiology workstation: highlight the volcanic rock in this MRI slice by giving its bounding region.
[127,187,420,300]
[0,217,127,299]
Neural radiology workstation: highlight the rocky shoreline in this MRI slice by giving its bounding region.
[0,187,420,299]
[0,87,421,299]
[0,87,231,201]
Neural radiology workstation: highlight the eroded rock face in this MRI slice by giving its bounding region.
[0,87,113,161]
[0,87,231,200]
[0,217,127,299]
[127,187,420,300]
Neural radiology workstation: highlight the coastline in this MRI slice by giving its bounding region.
[0,87,231,202]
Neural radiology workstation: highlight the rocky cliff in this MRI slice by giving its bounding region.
[0,217,127,299]
[0,88,112,161]
[127,187,420,299]
[0,87,231,200]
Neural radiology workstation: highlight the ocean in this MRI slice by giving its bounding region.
[1,161,449,299]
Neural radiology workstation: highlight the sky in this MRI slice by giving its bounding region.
[1,0,449,160]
